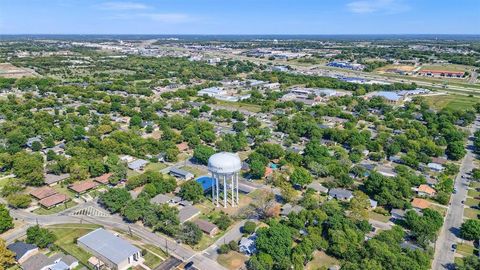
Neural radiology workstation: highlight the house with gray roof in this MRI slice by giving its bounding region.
[169,167,194,180]
[77,228,142,270]
[127,159,148,171]
[7,242,38,264]
[21,253,51,270]
[178,205,201,223]
[306,182,329,194]
[328,188,354,201]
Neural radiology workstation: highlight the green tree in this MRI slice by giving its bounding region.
[193,145,215,165]
[255,222,292,262]
[243,221,257,234]
[26,225,56,248]
[7,194,31,209]
[446,141,466,160]
[349,191,370,221]
[460,219,480,241]
[0,238,16,270]
[456,255,480,270]
[290,167,313,187]
[214,212,233,230]
[179,181,204,203]
[178,221,202,246]
[99,188,132,213]
[0,204,13,234]
[31,141,42,152]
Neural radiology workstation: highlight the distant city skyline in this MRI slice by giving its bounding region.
[0,0,479,35]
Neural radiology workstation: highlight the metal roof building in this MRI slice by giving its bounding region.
[77,228,141,270]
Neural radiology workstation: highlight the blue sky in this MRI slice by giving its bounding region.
[0,0,479,34]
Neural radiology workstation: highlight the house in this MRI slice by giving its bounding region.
[119,155,135,163]
[280,203,305,216]
[197,87,226,97]
[417,184,437,197]
[77,228,142,270]
[264,167,273,178]
[411,198,431,210]
[48,253,79,270]
[169,168,194,180]
[26,136,42,148]
[428,162,444,172]
[306,182,329,194]
[94,173,112,185]
[39,194,68,209]
[150,194,180,205]
[178,205,201,223]
[376,165,397,178]
[328,188,354,201]
[7,242,38,264]
[239,234,257,255]
[431,157,448,165]
[44,173,70,186]
[21,254,51,270]
[127,159,148,171]
[30,186,57,200]
[69,181,98,194]
[390,209,406,220]
[193,219,219,236]
[176,142,189,152]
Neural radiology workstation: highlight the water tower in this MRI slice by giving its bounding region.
[208,152,241,207]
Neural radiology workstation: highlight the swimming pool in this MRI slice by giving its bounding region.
[196,176,214,191]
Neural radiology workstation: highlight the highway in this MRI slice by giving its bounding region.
[431,115,479,270]
[3,202,227,270]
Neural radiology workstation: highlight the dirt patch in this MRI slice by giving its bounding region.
[0,63,36,78]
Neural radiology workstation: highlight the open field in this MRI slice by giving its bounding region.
[215,100,262,113]
[463,207,480,219]
[0,63,36,78]
[368,210,391,223]
[423,94,479,110]
[467,188,480,198]
[145,162,167,172]
[306,250,340,270]
[217,251,248,270]
[376,64,417,73]
[420,64,471,72]
[456,243,476,257]
[465,197,479,207]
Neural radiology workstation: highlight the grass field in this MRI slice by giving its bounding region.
[423,94,479,110]
[368,210,391,223]
[180,165,208,177]
[465,198,479,207]
[33,201,78,215]
[464,207,480,219]
[48,224,101,268]
[467,188,480,198]
[306,251,339,270]
[456,243,476,257]
[420,64,470,72]
[143,251,163,269]
[145,162,167,172]
[218,251,248,270]
[215,100,262,113]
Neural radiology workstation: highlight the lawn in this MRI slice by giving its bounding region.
[420,64,470,72]
[456,243,476,257]
[143,251,163,269]
[465,198,479,207]
[464,207,480,219]
[467,188,480,198]
[368,210,391,223]
[52,185,76,198]
[48,224,101,268]
[180,165,208,177]
[143,244,169,259]
[217,251,248,270]
[306,251,339,270]
[145,162,167,172]
[33,201,78,215]
[470,182,480,189]
[429,204,447,217]
[215,100,262,113]
[423,94,480,111]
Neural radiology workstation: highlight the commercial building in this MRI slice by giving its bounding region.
[169,168,194,180]
[417,70,464,78]
[77,228,142,270]
[197,87,226,97]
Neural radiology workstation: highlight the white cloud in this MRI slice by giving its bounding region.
[97,1,149,10]
[347,0,409,14]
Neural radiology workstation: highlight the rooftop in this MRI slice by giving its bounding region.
[30,186,57,200]
[77,228,140,264]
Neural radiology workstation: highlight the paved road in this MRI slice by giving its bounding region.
[4,202,227,270]
[432,116,479,270]
[155,257,182,270]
